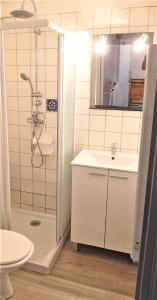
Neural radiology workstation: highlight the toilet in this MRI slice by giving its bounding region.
[0,229,34,300]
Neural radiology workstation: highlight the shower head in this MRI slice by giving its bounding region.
[20,73,29,81]
[20,73,34,94]
[10,9,34,19]
[10,0,37,19]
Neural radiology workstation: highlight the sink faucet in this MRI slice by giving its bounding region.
[111,143,117,157]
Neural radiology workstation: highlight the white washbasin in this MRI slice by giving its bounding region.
[71,149,138,173]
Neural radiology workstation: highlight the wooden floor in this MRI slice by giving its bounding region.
[11,240,137,300]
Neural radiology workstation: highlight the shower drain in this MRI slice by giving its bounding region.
[30,220,41,226]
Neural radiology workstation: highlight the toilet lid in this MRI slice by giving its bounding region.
[0,230,33,265]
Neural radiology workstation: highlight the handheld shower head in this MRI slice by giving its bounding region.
[10,0,37,19]
[20,73,29,81]
[20,73,34,94]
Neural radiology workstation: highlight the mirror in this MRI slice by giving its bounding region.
[91,32,154,111]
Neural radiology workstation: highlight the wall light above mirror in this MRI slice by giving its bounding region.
[91,32,154,111]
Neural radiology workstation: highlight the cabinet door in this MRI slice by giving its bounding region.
[71,166,108,248]
[105,170,137,254]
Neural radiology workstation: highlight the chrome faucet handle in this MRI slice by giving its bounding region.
[111,142,117,149]
[111,143,117,157]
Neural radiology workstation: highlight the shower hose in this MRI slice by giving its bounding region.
[31,113,46,168]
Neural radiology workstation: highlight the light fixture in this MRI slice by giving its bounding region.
[95,36,108,54]
[133,33,148,52]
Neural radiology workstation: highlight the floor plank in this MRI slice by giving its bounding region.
[11,240,137,300]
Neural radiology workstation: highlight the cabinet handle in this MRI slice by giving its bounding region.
[110,175,128,180]
[89,172,107,176]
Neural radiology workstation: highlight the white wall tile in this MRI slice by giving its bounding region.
[106,110,123,117]
[45,49,58,65]
[10,165,20,178]
[105,132,121,148]
[78,65,91,82]
[9,152,19,165]
[123,111,141,118]
[129,26,148,33]
[77,12,94,29]
[7,97,18,111]
[8,111,18,125]
[31,32,45,49]
[6,82,17,97]
[75,130,88,145]
[20,140,31,154]
[106,116,123,133]
[130,7,149,26]
[4,50,16,65]
[9,139,19,152]
[21,179,32,193]
[17,33,31,50]
[46,196,56,209]
[75,115,89,130]
[21,204,33,211]
[10,178,20,190]
[46,82,57,98]
[33,206,45,213]
[20,153,32,167]
[78,82,90,98]
[33,181,45,195]
[19,126,31,140]
[111,27,129,33]
[46,170,56,183]
[45,31,58,49]
[21,191,32,205]
[149,7,157,26]
[94,10,111,28]
[76,98,90,115]
[8,125,19,139]
[21,166,32,180]
[3,33,16,50]
[31,49,45,66]
[148,26,157,44]
[46,182,56,196]
[89,131,104,147]
[89,115,105,131]
[61,13,77,30]
[5,66,17,82]
[33,194,45,208]
[33,168,45,181]
[121,133,139,150]
[90,109,106,116]
[111,9,130,27]
[11,190,20,203]
[122,117,140,134]
[18,97,31,112]
[46,112,57,128]
[46,66,57,81]
[17,50,31,66]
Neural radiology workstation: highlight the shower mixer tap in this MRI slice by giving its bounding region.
[32,92,42,107]
[27,112,45,125]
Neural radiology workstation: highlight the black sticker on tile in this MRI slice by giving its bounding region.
[46,99,58,112]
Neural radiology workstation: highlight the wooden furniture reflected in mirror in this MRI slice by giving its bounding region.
[129,79,145,107]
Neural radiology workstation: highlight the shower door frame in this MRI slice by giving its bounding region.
[1,18,65,243]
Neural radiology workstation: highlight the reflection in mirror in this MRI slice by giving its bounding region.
[91,32,154,111]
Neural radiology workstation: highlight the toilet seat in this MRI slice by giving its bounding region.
[0,230,32,265]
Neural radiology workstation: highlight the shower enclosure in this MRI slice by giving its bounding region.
[1,18,76,273]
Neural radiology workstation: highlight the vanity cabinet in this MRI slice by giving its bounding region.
[71,166,137,255]
[105,170,137,253]
[71,166,108,248]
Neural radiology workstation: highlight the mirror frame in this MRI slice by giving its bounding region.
[90,32,154,111]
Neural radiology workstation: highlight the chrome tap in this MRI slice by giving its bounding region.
[111,143,117,157]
